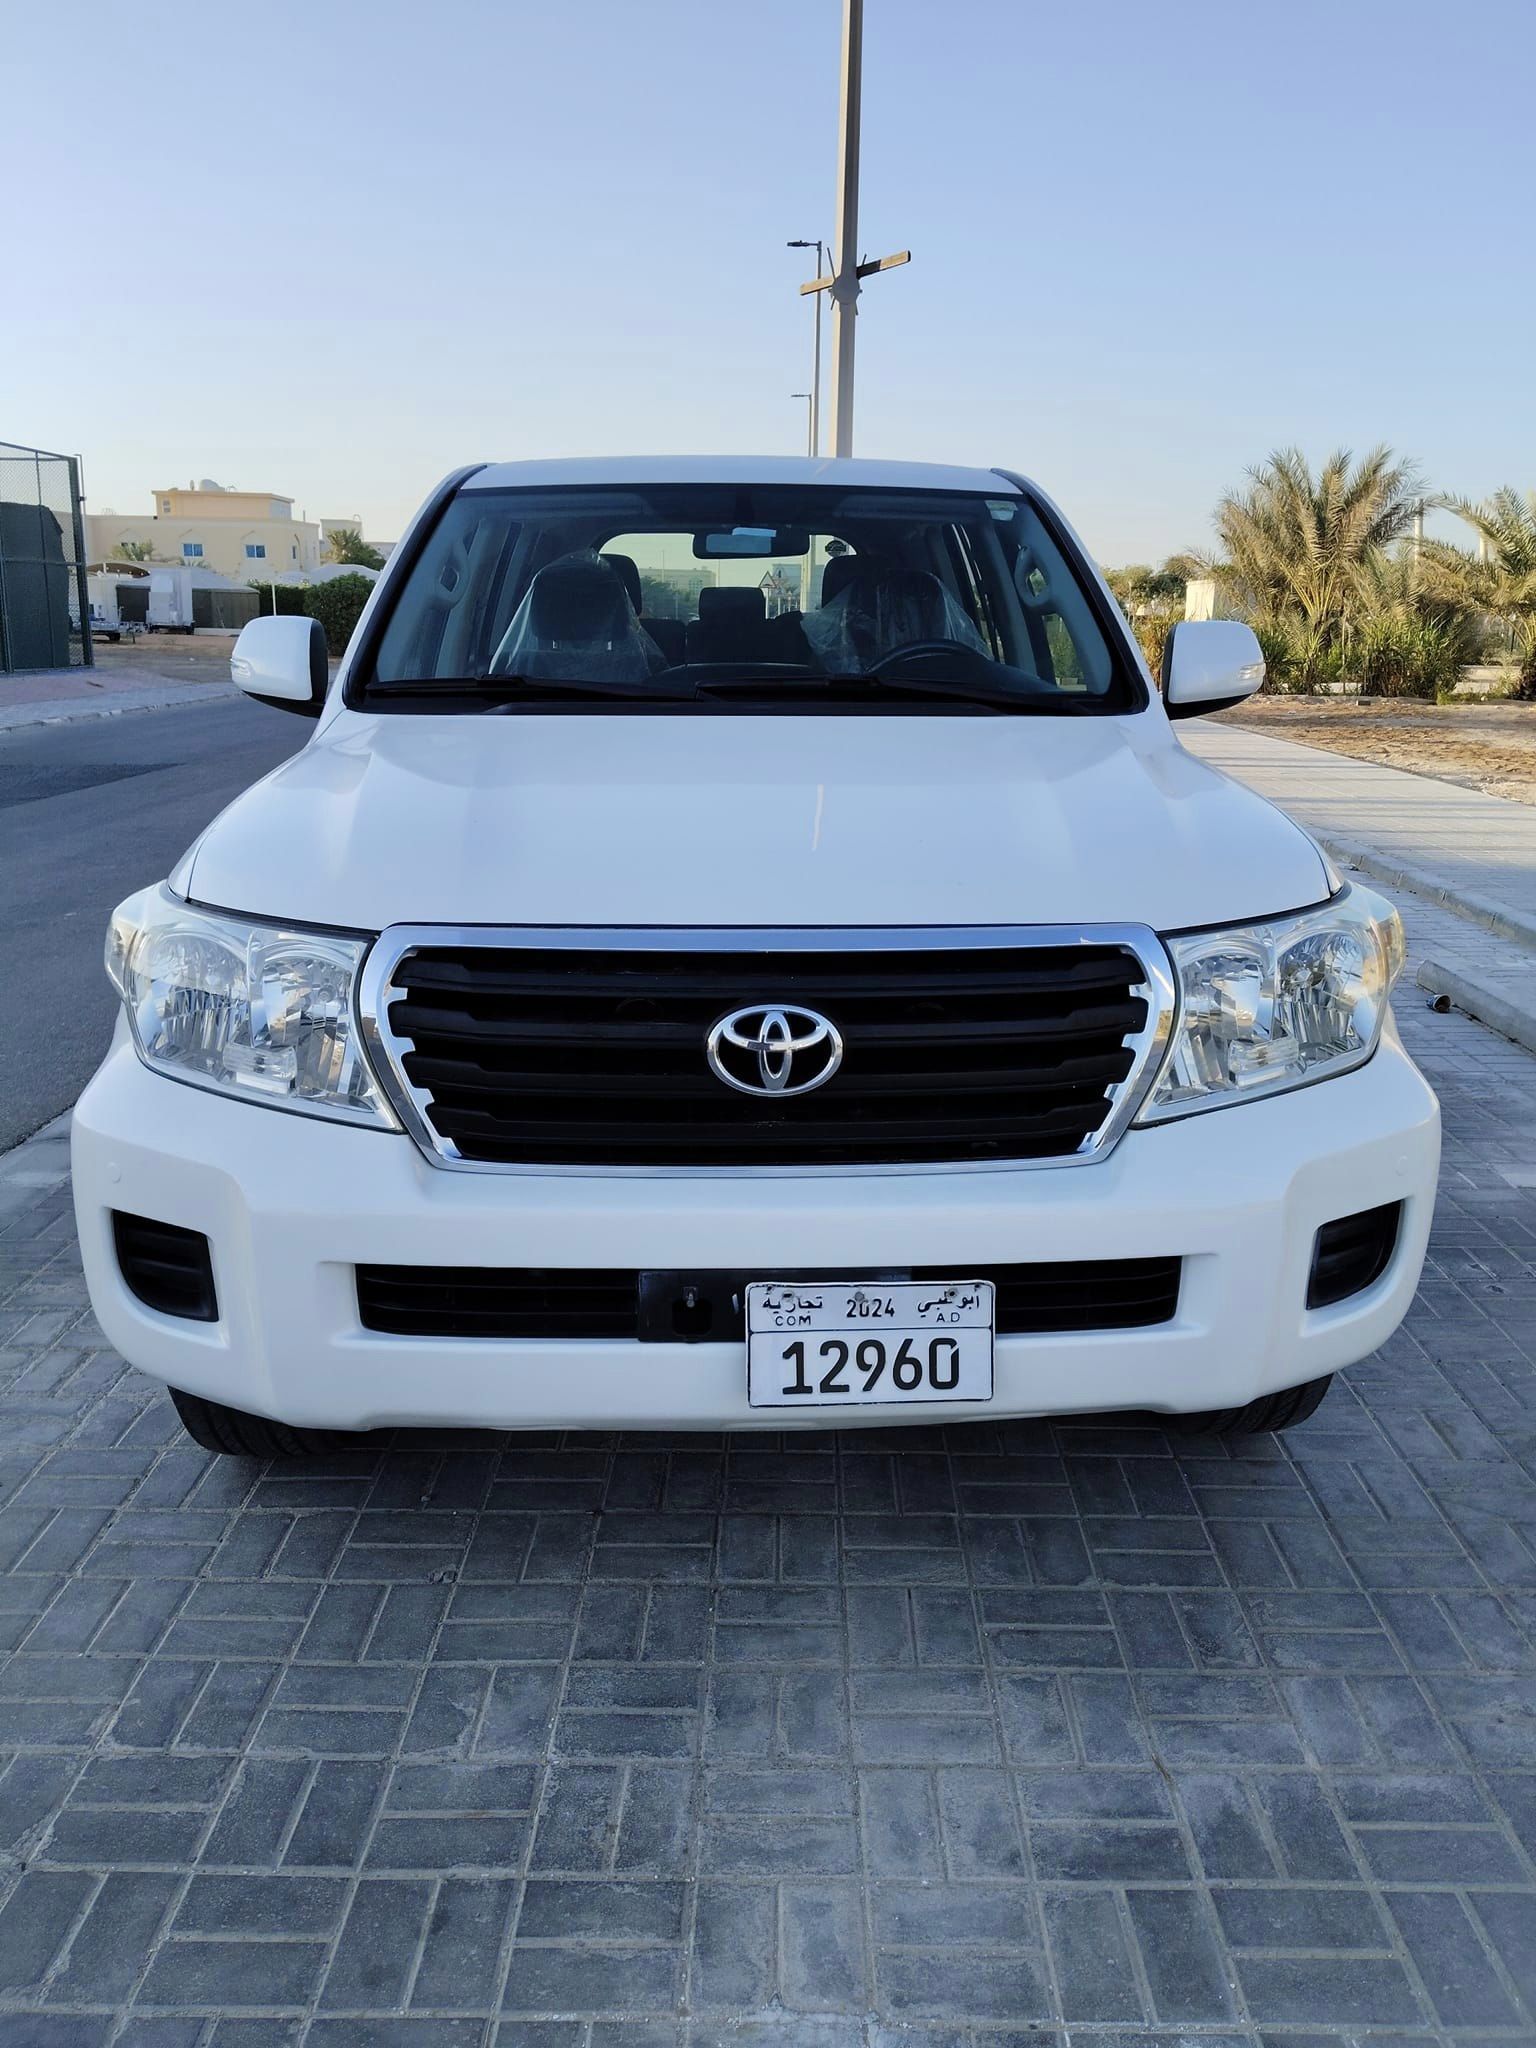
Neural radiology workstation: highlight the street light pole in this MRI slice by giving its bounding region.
[791,394,814,457]
[810,247,822,455]
[828,0,863,457]
[795,0,909,460]
[786,238,825,455]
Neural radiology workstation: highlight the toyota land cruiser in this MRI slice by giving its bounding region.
[72,456,1440,1454]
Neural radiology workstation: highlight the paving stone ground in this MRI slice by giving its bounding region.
[3,991,1536,2045]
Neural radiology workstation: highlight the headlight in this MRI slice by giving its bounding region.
[1138,885,1405,1122]
[106,885,396,1127]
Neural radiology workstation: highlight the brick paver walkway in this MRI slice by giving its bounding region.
[2,995,1535,2043]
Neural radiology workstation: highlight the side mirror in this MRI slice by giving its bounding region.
[230,615,328,718]
[1161,619,1265,720]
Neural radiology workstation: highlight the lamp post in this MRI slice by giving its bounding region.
[794,0,910,458]
[828,0,863,457]
[791,393,814,457]
[786,239,825,457]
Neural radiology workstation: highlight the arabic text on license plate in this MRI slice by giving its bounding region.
[746,1279,994,1409]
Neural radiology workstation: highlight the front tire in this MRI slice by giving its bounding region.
[169,1387,349,1459]
[1165,1373,1333,1438]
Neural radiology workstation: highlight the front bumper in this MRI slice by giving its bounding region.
[72,1022,1440,1433]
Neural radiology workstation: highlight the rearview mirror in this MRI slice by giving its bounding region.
[1161,620,1265,720]
[230,615,328,718]
[694,526,811,559]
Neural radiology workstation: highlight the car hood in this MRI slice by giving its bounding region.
[184,710,1332,933]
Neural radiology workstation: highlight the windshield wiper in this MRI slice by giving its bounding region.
[832,671,1098,714]
[682,666,1094,714]
[379,674,700,705]
[483,673,703,705]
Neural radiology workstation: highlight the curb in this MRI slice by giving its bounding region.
[0,683,242,734]
[1416,957,1536,1060]
[0,1111,73,1224]
[1313,831,1536,959]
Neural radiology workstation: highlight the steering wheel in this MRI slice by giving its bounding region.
[868,638,980,673]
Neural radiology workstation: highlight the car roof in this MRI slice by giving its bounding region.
[462,455,1026,495]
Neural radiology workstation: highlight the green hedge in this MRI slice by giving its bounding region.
[302,574,376,656]
[247,581,307,616]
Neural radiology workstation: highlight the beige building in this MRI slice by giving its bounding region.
[87,481,325,582]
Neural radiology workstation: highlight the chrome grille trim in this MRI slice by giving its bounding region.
[355,923,1176,1178]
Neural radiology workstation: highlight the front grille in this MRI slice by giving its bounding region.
[376,936,1154,1168]
[113,1212,218,1322]
[356,1258,1182,1340]
[1308,1203,1401,1308]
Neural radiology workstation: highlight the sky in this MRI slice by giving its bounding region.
[3,0,1531,563]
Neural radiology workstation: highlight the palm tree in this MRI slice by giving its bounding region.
[1160,550,1218,587]
[1215,446,1425,669]
[1101,561,1192,610]
[323,527,385,570]
[1420,488,1536,697]
[113,539,158,563]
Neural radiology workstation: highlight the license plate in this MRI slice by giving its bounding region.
[746,1278,994,1409]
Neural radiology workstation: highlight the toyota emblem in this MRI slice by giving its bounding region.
[706,1004,844,1097]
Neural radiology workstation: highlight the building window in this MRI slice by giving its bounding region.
[245,543,267,560]
[182,542,203,559]
[291,546,298,560]
[161,499,171,513]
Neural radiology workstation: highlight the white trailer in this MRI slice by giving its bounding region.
[147,568,197,633]
[82,571,144,640]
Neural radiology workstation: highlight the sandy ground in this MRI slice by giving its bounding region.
[1218,695,1536,806]
[3,637,242,703]
[91,634,240,687]
[6,636,340,707]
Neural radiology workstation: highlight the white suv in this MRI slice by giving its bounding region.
[73,457,1440,1456]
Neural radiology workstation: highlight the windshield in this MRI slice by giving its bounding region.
[359,482,1139,712]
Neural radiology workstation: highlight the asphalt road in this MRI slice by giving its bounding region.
[0,699,305,1150]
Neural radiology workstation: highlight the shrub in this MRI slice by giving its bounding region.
[1353,613,1490,700]
[1348,617,1439,700]
[1251,615,1314,693]
[302,574,375,656]
[1244,602,1482,700]
[247,581,306,617]
[1128,612,1180,682]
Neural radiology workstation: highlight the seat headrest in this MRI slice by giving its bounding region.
[819,554,865,606]
[527,557,632,642]
[856,565,979,650]
[600,552,643,616]
[697,585,764,623]
[870,566,947,607]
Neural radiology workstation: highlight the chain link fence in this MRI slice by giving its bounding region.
[0,439,91,672]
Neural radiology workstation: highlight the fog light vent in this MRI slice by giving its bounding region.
[112,1212,218,1322]
[1307,1202,1401,1310]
